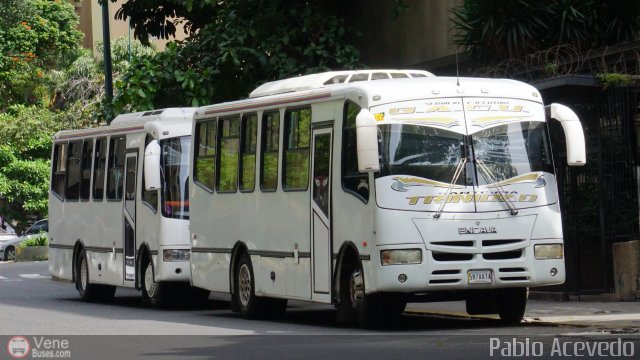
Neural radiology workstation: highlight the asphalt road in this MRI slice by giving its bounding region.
[1,261,638,360]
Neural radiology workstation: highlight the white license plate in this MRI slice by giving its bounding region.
[468,269,492,284]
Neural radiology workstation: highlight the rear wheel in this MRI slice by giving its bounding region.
[4,246,15,261]
[76,249,115,302]
[496,288,527,324]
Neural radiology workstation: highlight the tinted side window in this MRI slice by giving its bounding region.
[107,136,125,200]
[80,139,94,200]
[218,116,240,192]
[240,114,257,192]
[66,141,82,200]
[93,138,107,201]
[283,108,311,190]
[142,135,158,211]
[342,101,369,202]
[193,120,217,191]
[260,111,279,191]
[51,143,67,198]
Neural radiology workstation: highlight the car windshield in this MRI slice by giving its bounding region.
[472,121,553,184]
[377,124,468,185]
[161,136,190,219]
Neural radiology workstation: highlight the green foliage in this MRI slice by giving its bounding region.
[112,0,360,113]
[451,0,640,63]
[20,234,49,247]
[597,73,634,89]
[0,0,84,110]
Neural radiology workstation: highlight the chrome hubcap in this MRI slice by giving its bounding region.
[349,268,364,309]
[145,264,157,297]
[238,264,251,307]
[80,257,87,290]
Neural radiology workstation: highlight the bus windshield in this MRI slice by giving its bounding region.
[376,122,553,185]
[161,136,191,219]
[377,124,468,185]
[472,121,554,184]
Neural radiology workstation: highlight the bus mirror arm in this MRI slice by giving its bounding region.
[356,109,380,173]
[144,140,161,191]
[545,103,587,166]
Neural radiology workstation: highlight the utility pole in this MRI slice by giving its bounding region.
[101,0,114,124]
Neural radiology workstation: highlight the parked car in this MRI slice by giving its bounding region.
[0,219,48,261]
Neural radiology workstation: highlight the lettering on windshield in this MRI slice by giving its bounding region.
[406,192,538,205]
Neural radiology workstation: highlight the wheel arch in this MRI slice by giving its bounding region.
[332,241,361,304]
[229,241,249,295]
[71,239,85,284]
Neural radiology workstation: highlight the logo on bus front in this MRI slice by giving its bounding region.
[458,226,497,235]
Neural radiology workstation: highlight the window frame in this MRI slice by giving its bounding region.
[65,140,83,202]
[79,138,94,201]
[92,137,107,202]
[216,116,241,194]
[260,110,281,192]
[239,113,258,193]
[51,142,68,200]
[193,119,217,193]
[282,107,311,192]
[106,136,126,201]
[341,101,370,204]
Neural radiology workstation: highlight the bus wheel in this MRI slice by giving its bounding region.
[234,252,264,318]
[496,287,527,324]
[338,263,382,328]
[142,259,169,308]
[76,249,115,302]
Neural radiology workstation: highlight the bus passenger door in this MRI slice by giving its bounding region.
[310,126,333,301]
[123,152,138,284]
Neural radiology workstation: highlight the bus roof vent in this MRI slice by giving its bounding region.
[142,110,164,116]
[249,69,434,98]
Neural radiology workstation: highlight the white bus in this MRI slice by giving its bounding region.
[48,108,209,307]
[188,70,586,327]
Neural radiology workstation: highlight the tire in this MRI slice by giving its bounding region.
[141,258,171,308]
[234,252,268,318]
[4,246,15,261]
[337,261,387,328]
[76,249,116,302]
[496,287,528,324]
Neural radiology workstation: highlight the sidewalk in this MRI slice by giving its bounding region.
[405,299,640,330]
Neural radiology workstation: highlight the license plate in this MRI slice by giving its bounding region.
[468,269,492,284]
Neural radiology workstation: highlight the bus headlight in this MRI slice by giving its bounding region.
[534,244,563,260]
[381,249,422,266]
[163,249,191,262]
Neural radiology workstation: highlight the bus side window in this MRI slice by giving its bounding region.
[283,107,311,191]
[193,120,217,191]
[80,139,94,201]
[66,141,82,201]
[51,143,68,199]
[142,135,158,211]
[107,136,126,200]
[240,114,258,192]
[93,138,107,201]
[342,101,370,202]
[217,116,240,193]
[260,111,280,191]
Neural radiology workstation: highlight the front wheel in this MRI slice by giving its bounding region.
[142,259,171,308]
[496,287,528,324]
[4,246,15,261]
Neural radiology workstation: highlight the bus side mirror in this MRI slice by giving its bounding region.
[356,109,380,172]
[545,103,586,166]
[144,140,161,191]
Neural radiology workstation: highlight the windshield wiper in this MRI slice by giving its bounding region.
[433,157,467,219]
[475,157,519,215]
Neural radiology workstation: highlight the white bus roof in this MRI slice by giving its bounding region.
[196,74,542,119]
[249,69,434,98]
[54,107,196,141]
